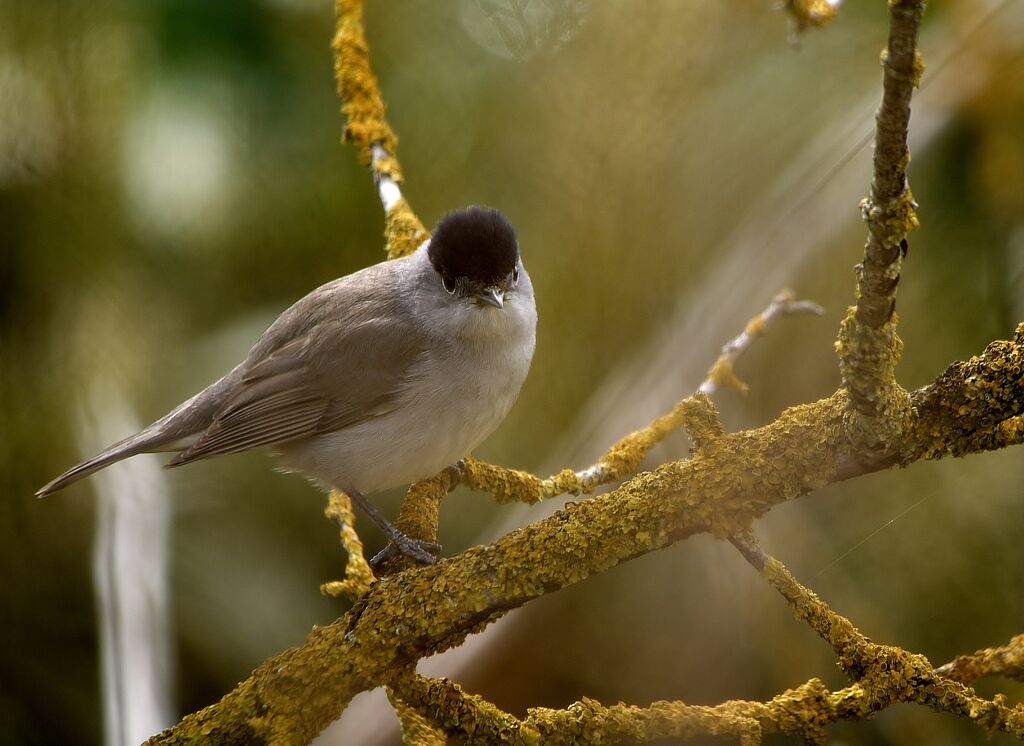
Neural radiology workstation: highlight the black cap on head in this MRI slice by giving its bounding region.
[428,206,519,285]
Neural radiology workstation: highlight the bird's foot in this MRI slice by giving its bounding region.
[345,489,441,570]
[370,535,442,570]
[443,459,467,487]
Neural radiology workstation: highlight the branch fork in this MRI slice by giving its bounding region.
[147,1,1024,743]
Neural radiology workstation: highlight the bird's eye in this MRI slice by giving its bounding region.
[512,268,520,286]
[441,274,457,295]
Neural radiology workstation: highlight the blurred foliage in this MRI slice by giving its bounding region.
[1,1,1022,744]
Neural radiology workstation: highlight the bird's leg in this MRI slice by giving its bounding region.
[347,491,441,567]
[365,462,465,571]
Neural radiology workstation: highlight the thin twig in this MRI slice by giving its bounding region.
[700,290,824,396]
[332,0,427,259]
[464,291,823,505]
[320,491,375,600]
[370,142,402,212]
[729,533,1024,738]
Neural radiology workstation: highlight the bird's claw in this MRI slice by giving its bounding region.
[370,536,442,571]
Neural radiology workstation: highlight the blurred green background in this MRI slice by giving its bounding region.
[2,1,1023,744]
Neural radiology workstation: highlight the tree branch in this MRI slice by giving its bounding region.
[729,534,1024,740]
[147,323,1024,745]
[836,0,925,443]
[319,491,374,601]
[390,670,764,745]
[145,2,1024,743]
[700,290,824,396]
[936,634,1024,685]
[332,0,426,258]
[854,0,924,330]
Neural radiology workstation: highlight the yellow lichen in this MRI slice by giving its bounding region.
[880,45,926,88]
[389,672,522,743]
[912,48,925,88]
[601,394,722,476]
[384,198,429,260]
[863,187,919,249]
[386,684,447,746]
[745,314,769,337]
[367,469,464,577]
[787,0,840,32]
[146,0,1024,741]
[907,323,1024,462]
[332,0,399,168]
[395,474,452,544]
[462,394,724,505]
[835,307,913,447]
[707,356,750,394]
[462,457,545,503]
[761,556,870,675]
[743,544,1024,739]
[320,490,375,600]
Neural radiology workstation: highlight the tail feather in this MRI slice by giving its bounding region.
[36,430,168,497]
[38,363,245,497]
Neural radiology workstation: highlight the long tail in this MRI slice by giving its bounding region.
[37,367,244,497]
[35,430,174,497]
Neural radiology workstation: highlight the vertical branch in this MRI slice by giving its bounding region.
[837,0,924,443]
[320,491,375,599]
[856,0,925,328]
[332,0,397,169]
[333,0,427,258]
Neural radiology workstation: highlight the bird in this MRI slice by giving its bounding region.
[37,206,537,565]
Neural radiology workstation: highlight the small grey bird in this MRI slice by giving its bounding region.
[38,206,537,564]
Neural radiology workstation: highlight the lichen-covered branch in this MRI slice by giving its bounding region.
[730,535,1024,740]
[147,324,1024,745]
[319,491,375,600]
[836,0,924,442]
[333,0,426,258]
[730,533,886,680]
[386,682,447,746]
[936,634,1024,685]
[853,0,924,329]
[332,0,395,167]
[460,393,722,505]
[390,671,763,745]
[371,465,464,576]
[145,2,1024,743]
[834,326,1024,479]
[700,290,824,396]
[392,652,1024,745]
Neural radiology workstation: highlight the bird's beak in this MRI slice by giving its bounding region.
[477,287,504,309]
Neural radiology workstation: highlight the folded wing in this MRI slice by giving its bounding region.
[167,270,423,467]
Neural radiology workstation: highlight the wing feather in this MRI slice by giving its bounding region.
[166,265,424,468]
